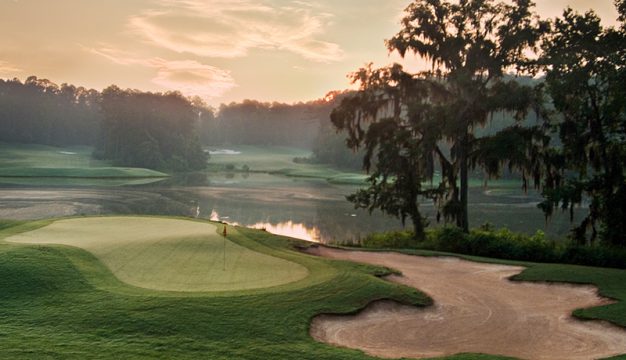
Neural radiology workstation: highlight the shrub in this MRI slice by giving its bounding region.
[362,231,416,249]
[561,245,626,269]
[428,226,469,253]
[358,226,626,269]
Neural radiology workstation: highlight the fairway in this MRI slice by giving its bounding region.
[6,217,308,292]
[0,142,168,179]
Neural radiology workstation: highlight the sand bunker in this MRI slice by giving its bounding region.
[309,247,626,360]
[7,217,308,292]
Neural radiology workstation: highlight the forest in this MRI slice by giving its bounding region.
[0,78,359,170]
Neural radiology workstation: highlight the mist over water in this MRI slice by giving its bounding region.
[0,172,581,244]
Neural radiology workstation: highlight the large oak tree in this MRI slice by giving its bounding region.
[332,0,547,237]
[537,3,626,246]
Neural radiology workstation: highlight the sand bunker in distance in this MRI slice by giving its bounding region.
[7,217,308,292]
[309,247,626,360]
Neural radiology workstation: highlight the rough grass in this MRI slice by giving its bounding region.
[0,217,443,359]
[6,217,308,292]
[1,217,623,359]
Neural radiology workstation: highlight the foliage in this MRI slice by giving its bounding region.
[0,76,101,146]
[427,226,559,263]
[202,98,335,148]
[365,226,626,269]
[333,65,435,239]
[97,86,207,171]
[332,0,547,237]
[362,230,416,249]
[536,4,626,246]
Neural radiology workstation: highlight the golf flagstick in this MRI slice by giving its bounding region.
[222,225,227,271]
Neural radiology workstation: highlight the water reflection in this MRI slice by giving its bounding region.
[210,209,321,242]
[0,172,585,244]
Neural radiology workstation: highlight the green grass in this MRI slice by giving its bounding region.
[0,166,167,178]
[0,176,167,186]
[0,142,168,180]
[207,145,312,172]
[6,217,309,292]
[0,142,107,168]
[0,217,436,359]
[0,217,623,359]
[206,145,368,185]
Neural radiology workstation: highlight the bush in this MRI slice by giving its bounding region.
[359,226,626,269]
[362,231,416,249]
[561,245,626,269]
[427,226,469,252]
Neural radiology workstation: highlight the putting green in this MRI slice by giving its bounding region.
[6,217,309,292]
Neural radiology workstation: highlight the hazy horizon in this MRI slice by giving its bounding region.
[0,0,620,106]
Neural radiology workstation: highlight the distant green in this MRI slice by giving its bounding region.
[0,142,168,179]
[207,145,368,185]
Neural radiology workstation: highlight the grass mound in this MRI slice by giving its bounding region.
[0,142,105,168]
[0,167,167,178]
[206,145,368,185]
[0,217,624,358]
[0,142,167,179]
[6,217,308,292]
[0,217,431,359]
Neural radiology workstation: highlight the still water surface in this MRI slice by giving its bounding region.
[0,172,578,243]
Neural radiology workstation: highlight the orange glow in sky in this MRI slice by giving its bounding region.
[0,1,619,105]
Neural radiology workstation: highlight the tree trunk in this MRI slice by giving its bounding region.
[459,133,469,233]
[412,211,425,241]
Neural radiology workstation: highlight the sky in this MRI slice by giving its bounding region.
[0,0,620,106]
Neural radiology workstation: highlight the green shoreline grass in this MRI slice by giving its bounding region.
[0,142,169,180]
[0,166,168,179]
[0,217,624,359]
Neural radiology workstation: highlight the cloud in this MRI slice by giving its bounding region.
[128,0,344,62]
[88,46,236,99]
[0,60,22,76]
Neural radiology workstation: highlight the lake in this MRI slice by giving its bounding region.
[0,171,581,243]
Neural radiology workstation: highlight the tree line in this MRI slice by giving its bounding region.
[0,76,101,146]
[332,0,626,247]
[0,77,356,170]
[95,86,207,171]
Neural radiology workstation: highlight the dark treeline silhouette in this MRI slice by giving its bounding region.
[201,98,335,148]
[0,76,101,146]
[0,78,206,171]
[96,86,207,171]
[196,92,366,170]
[332,0,626,248]
[0,76,362,171]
